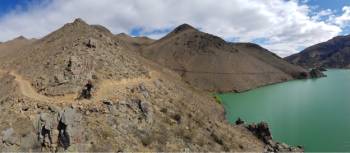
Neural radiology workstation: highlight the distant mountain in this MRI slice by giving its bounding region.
[138,24,308,92]
[0,36,35,67]
[285,35,350,68]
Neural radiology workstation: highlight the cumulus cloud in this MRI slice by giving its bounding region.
[0,0,348,56]
[335,6,350,28]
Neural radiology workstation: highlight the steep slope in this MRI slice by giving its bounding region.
[0,19,269,152]
[285,35,350,68]
[232,43,307,78]
[140,24,308,92]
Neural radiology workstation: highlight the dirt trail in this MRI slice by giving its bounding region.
[0,69,156,103]
[9,71,77,102]
[95,75,154,100]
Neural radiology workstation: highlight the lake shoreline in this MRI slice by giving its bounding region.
[218,69,350,151]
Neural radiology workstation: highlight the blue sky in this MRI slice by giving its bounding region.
[306,0,350,11]
[0,0,32,16]
[0,0,348,16]
[0,0,349,57]
[306,0,350,34]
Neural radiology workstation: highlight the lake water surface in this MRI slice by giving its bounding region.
[219,69,350,151]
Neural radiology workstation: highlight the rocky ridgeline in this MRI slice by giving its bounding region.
[235,118,304,152]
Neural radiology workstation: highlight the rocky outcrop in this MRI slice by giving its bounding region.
[34,107,82,152]
[235,118,304,152]
[309,68,327,78]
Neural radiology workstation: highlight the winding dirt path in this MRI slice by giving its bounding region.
[0,69,155,103]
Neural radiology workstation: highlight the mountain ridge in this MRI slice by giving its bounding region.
[138,24,309,92]
[285,34,350,68]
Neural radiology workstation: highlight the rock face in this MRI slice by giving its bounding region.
[0,19,274,152]
[285,35,350,68]
[139,24,308,92]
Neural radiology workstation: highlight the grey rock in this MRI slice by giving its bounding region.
[153,79,163,89]
[49,105,61,113]
[139,101,150,115]
[142,91,150,99]
[265,145,274,152]
[60,107,76,126]
[2,128,17,146]
[281,143,289,149]
[39,112,53,130]
[86,38,97,48]
[139,83,147,91]
[267,140,277,147]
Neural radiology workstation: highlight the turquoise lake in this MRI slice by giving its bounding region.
[219,69,350,152]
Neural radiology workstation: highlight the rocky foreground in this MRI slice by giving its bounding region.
[0,19,303,152]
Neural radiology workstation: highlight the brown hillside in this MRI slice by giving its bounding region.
[140,24,308,92]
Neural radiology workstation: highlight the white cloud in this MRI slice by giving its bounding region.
[0,0,347,57]
[335,6,350,28]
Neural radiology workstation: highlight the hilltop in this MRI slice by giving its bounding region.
[138,24,308,92]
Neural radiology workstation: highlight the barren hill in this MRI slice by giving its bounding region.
[139,24,308,92]
[0,19,280,152]
[285,35,350,68]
